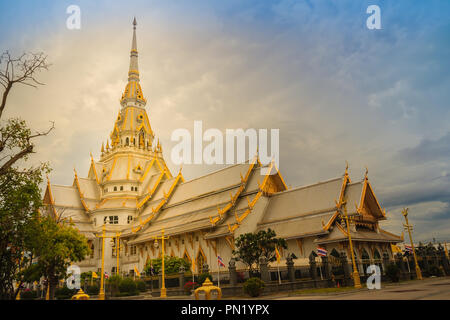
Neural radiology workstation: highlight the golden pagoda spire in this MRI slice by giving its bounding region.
[120,17,146,106]
[101,142,105,153]
[106,140,110,151]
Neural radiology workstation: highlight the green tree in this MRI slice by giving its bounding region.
[145,255,191,275]
[232,229,287,272]
[0,51,52,300]
[23,216,90,300]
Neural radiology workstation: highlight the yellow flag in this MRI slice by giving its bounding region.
[275,247,281,263]
[391,244,402,254]
[92,271,98,278]
[134,266,140,277]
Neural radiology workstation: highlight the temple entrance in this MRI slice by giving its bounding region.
[329,248,344,276]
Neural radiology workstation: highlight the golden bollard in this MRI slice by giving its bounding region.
[194,278,222,300]
[71,289,90,300]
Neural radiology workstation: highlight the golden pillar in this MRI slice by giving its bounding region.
[339,203,362,289]
[154,229,169,298]
[402,208,423,280]
[99,225,106,300]
[113,232,122,276]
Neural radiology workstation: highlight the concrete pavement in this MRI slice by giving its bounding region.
[276,277,450,300]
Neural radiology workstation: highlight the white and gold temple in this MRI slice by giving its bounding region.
[43,19,402,277]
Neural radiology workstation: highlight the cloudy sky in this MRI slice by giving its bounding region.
[1,0,449,242]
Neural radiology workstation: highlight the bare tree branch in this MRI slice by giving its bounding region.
[0,51,51,119]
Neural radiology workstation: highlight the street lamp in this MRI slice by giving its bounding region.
[96,225,121,300]
[402,208,423,280]
[153,229,169,298]
[337,201,362,289]
[110,232,122,275]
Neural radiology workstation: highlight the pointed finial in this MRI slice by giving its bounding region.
[133,17,137,29]
[345,161,349,176]
[101,142,105,153]
[106,140,110,151]
[364,166,368,180]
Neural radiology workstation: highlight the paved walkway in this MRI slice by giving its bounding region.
[276,277,450,300]
[106,277,450,300]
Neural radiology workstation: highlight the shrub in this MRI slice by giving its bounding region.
[107,275,122,296]
[197,273,213,286]
[184,281,199,295]
[243,277,265,297]
[21,289,38,300]
[428,265,443,277]
[55,286,77,300]
[86,285,99,295]
[135,280,146,292]
[385,264,400,282]
[145,256,191,275]
[119,278,138,296]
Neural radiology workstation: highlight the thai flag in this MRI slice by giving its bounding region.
[405,245,413,253]
[217,255,225,267]
[317,247,328,257]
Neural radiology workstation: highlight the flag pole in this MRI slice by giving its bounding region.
[217,258,220,287]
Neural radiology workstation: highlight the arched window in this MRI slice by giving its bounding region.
[330,248,340,258]
[373,249,381,260]
[361,249,370,275]
[125,137,129,146]
[139,130,145,148]
[114,186,117,191]
[196,249,206,272]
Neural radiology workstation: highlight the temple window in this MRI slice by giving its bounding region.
[114,186,117,191]
[108,216,119,224]
[196,236,199,242]
[125,137,129,146]
[120,186,123,191]
[182,239,185,244]
[130,245,137,255]
[127,216,133,224]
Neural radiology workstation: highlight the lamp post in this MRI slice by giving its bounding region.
[402,208,423,280]
[154,229,169,298]
[95,225,107,300]
[110,232,122,275]
[338,202,362,289]
[96,225,121,300]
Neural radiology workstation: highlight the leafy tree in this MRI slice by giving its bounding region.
[145,255,191,275]
[23,216,90,300]
[232,229,287,272]
[0,51,53,299]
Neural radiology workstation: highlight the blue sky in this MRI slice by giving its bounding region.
[1,0,450,242]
